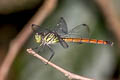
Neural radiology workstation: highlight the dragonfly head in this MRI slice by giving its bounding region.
[34,33,42,43]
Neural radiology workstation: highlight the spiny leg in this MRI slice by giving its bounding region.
[32,46,39,50]
[47,44,55,62]
[58,36,69,48]
[37,43,45,54]
[32,43,43,54]
[39,44,45,53]
[31,46,41,54]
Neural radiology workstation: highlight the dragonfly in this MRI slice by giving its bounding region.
[32,17,113,61]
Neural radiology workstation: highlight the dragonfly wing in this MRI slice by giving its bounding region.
[32,24,50,33]
[32,24,39,31]
[67,24,90,38]
[54,17,68,35]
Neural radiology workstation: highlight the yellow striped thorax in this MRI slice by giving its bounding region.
[34,32,59,45]
[35,33,42,43]
[44,33,59,44]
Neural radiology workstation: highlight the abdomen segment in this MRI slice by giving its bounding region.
[62,38,113,46]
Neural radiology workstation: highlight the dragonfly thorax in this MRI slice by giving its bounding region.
[34,32,59,45]
[43,32,59,45]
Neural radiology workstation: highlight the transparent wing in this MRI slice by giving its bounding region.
[66,24,90,38]
[32,24,49,33]
[32,24,40,31]
[54,17,68,36]
[32,17,68,35]
[33,43,55,60]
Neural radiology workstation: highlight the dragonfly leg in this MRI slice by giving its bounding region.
[31,46,40,54]
[32,44,43,54]
[59,37,69,48]
[32,46,38,50]
[47,44,55,62]
[37,45,45,54]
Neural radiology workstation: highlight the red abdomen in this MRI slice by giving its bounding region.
[62,38,113,46]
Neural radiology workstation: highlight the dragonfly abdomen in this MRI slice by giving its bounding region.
[62,38,113,46]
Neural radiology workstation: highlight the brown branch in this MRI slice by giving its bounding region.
[27,48,94,80]
[95,0,120,47]
[0,0,57,80]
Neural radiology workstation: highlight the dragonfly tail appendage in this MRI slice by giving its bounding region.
[83,39,114,46]
[103,40,114,46]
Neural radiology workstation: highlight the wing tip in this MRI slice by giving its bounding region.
[82,24,88,26]
[60,17,64,19]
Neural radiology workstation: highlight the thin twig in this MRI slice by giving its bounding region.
[95,0,120,47]
[27,48,94,80]
[0,0,57,80]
